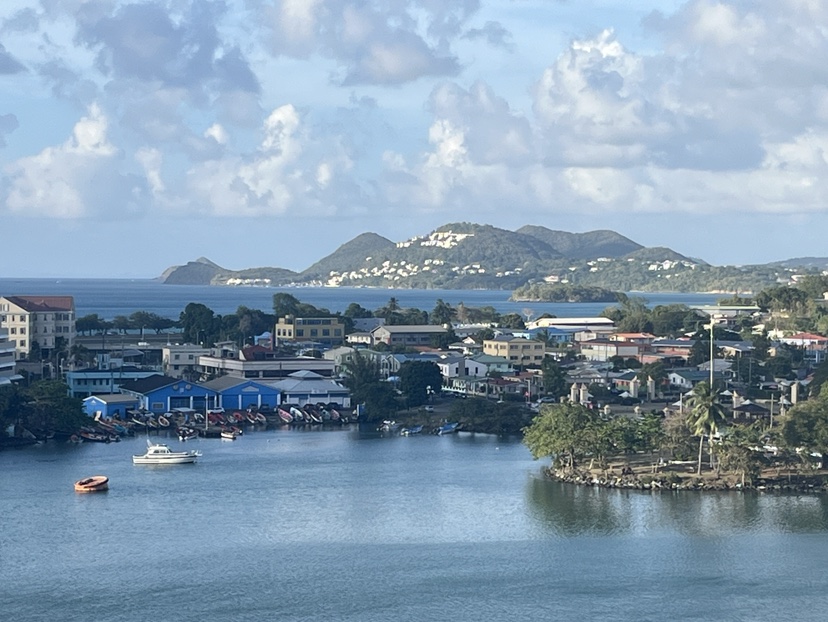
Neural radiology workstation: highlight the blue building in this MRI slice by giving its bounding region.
[82,394,141,419]
[118,374,218,414]
[200,376,281,411]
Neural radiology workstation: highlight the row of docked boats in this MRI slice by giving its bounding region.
[378,421,461,435]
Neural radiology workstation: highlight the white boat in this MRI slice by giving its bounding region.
[132,440,201,465]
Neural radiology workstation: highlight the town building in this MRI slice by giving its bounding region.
[82,394,142,420]
[118,375,219,414]
[370,324,448,347]
[0,328,20,385]
[199,376,281,411]
[482,336,544,366]
[266,370,350,407]
[0,295,76,360]
[275,316,345,346]
[162,343,211,379]
[65,367,160,398]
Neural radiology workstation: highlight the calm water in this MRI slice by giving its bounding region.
[0,278,722,319]
[3,427,828,621]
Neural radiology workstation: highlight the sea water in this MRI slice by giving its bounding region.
[2,427,828,621]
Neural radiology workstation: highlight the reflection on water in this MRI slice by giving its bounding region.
[527,476,828,536]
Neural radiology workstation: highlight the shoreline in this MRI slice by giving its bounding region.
[545,466,828,494]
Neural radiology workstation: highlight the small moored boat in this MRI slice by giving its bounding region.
[74,475,109,493]
[220,429,237,440]
[436,422,460,435]
[401,425,423,436]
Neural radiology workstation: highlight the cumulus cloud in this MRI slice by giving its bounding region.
[186,103,361,217]
[378,0,828,221]
[4,104,147,218]
[262,0,469,85]
[75,1,260,96]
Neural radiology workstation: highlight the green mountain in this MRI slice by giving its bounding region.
[516,226,642,259]
[160,257,298,286]
[158,223,819,292]
[300,232,396,281]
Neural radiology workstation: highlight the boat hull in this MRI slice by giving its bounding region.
[74,476,109,493]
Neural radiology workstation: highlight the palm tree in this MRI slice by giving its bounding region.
[685,381,727,475]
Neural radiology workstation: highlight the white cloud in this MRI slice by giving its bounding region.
[4,104,147,218]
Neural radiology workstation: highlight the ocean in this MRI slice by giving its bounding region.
[0,278,723,319]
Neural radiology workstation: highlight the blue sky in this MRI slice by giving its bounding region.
[0,0,826,277]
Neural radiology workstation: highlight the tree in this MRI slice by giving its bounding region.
[685,381,727,475]
[522,402,601,472]
[540,357,567,399]
[499,313,525,329]
[341,351,397,422]
[431,299,455,325]
[343,303,373,319]
[399,361,442,407]
[179,303,220,345]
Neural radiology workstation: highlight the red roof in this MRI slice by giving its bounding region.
[786,332,828,342]
[5,295,74,312]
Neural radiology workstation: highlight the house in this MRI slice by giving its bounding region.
[781,332,828,363]
[118,374,218,414]
[668,370,724,391]
[609,332,656,345]
[199,376,281,411]
[0,295,76,360]
[482,336,544,366]
[322,346,359,374]
[470,353,513,375]
[82,394,141,419]
[579,339,641,362]
[266,370,350,407]
[275,316,345,346]
[371,324,448,347]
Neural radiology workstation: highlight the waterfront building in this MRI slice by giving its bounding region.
[266,370,350,407]
[82,393,141,419]
[199,376,281,411]
[579,338,642,362]
[0,295,76,360]
[197,351,335,380]
[118,374,218,414]
[65,367,158,398]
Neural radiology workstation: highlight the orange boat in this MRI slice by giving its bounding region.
[74,475,109,493]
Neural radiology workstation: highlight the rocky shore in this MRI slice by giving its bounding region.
[545,467,828,494]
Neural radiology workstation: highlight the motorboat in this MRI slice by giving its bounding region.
[401,425,423,436]
[74,475,109,493]
[133,440,201,465]
[436,422,460,435]
[220,429,237,440]
[178,427,199,442]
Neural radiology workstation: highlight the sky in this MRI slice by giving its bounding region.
[1,0,827,278]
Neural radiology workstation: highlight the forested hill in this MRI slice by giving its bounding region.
[158,223,815,292]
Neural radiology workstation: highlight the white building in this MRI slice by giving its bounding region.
[0,328,20,385]
[0,295,76,360]
[163,343,211,379]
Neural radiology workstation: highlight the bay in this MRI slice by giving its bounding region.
[2,428,828,621]
[0,278,722,320]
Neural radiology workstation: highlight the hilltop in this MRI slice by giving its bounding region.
[157,223,820,292]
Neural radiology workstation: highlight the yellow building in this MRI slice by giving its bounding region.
[482,336,544,366]
[275,316,345,346]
